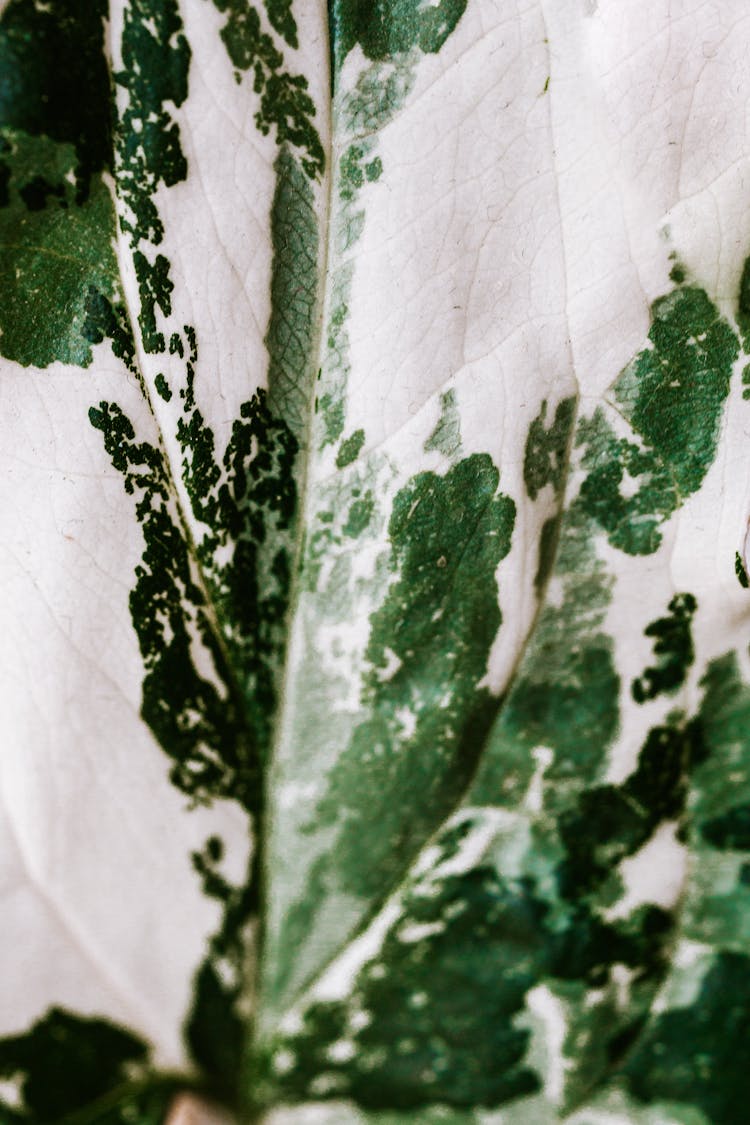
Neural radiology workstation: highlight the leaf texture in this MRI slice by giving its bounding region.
[1,1,750,1123]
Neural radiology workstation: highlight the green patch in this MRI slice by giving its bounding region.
[523,396,576,500]
[313,454,516,898]
[154,372,172,401]
[736,551,749,588]
[631,593,697,703]
[0,129,120,368]
[336,428,366,468]
[0,0,119,371]
[614,288,737,496]
[533,513,561,593]
[424,388,461,458]
[557,715,705,899]
[738,256,750,337]
[330,0,468,71]
[343,490,375,537]
[0,0,112,201]
[471,500,617,806]
[625,951,750,1125]
[187,839,257,1106]
[0,1008,153,1123]
[579,287,738,554]
[207,0,324,179]
[90,398,257,809]
[264,0,298,47]
[276,813,673,1112]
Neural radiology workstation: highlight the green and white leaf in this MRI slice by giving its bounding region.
[1,1,750,1123]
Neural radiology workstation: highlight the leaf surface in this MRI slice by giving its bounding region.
[2,1,750,1123]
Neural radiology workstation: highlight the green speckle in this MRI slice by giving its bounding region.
[133,250,173,355]
[116,0,190,248]
[82,288,137,373]
[424,388,461,457]
[336,428,366,468]
[89,398,255,808]
[208,0,324,179]
[154,372,172,401]
[523,396,576,500]
[632,592,697,703]
[736,551,749,588]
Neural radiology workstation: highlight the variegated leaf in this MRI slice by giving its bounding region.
[1,1,750,1123]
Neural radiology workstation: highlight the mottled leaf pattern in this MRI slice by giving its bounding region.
[1,1,750,1124]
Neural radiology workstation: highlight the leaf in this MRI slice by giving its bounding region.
[2,1,750,1123]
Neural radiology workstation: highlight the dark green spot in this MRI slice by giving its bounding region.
[336,428,366,468]
[154,372,172,401]
[523,396,576,501]
[632,592,697,703]
[0,1008,151,1122]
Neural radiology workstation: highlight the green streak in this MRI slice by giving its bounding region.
[266,147,320,440]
